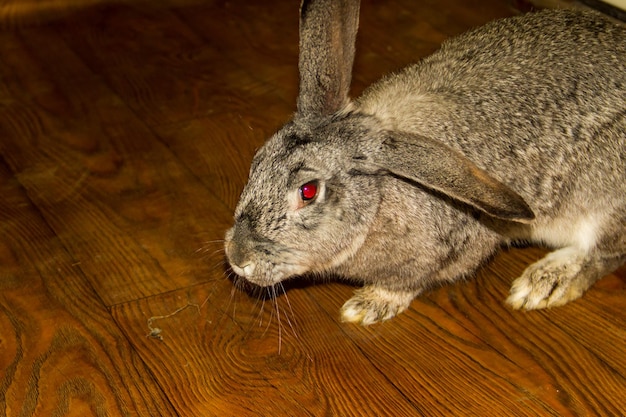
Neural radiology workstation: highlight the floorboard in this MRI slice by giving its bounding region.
[0,160,176,415]
[0,26,233,306]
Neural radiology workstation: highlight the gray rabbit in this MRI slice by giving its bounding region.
[224,0,626,325]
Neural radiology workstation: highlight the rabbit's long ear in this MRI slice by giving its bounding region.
[363,132,535,223]
[296,0,360,117]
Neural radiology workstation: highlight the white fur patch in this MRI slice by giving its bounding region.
[530,215,599,252]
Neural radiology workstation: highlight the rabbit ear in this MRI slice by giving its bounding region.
[296,0,360,117]
[363,132,535,223]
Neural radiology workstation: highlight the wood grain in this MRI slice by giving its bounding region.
[111,282,425,416]
[0,27,233,306]
[0,161,176,416]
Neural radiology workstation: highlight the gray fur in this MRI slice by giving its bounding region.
[225,0,626,325]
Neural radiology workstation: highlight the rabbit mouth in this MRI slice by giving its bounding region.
[230,258,310,287]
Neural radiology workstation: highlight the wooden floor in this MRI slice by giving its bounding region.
[1,0,625,415]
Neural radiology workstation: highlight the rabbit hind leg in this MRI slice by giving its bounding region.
[506,235,626,310]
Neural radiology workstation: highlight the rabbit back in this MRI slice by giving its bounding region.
[358,9,626,222]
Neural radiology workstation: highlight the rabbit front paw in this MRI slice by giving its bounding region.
[506,248,592,310]
[340,286,418,325]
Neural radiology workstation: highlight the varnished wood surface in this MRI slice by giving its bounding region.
[0,0,624,415]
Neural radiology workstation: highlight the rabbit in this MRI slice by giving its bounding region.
[224,0,626,325]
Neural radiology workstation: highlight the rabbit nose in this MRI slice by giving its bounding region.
[225,240,256,277]
[225,241,256,277]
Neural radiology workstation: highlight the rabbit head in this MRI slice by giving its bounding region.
[224,0,534,290]
[224,115,381,286]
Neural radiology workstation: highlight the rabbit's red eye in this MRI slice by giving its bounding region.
[299,181,318,201]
